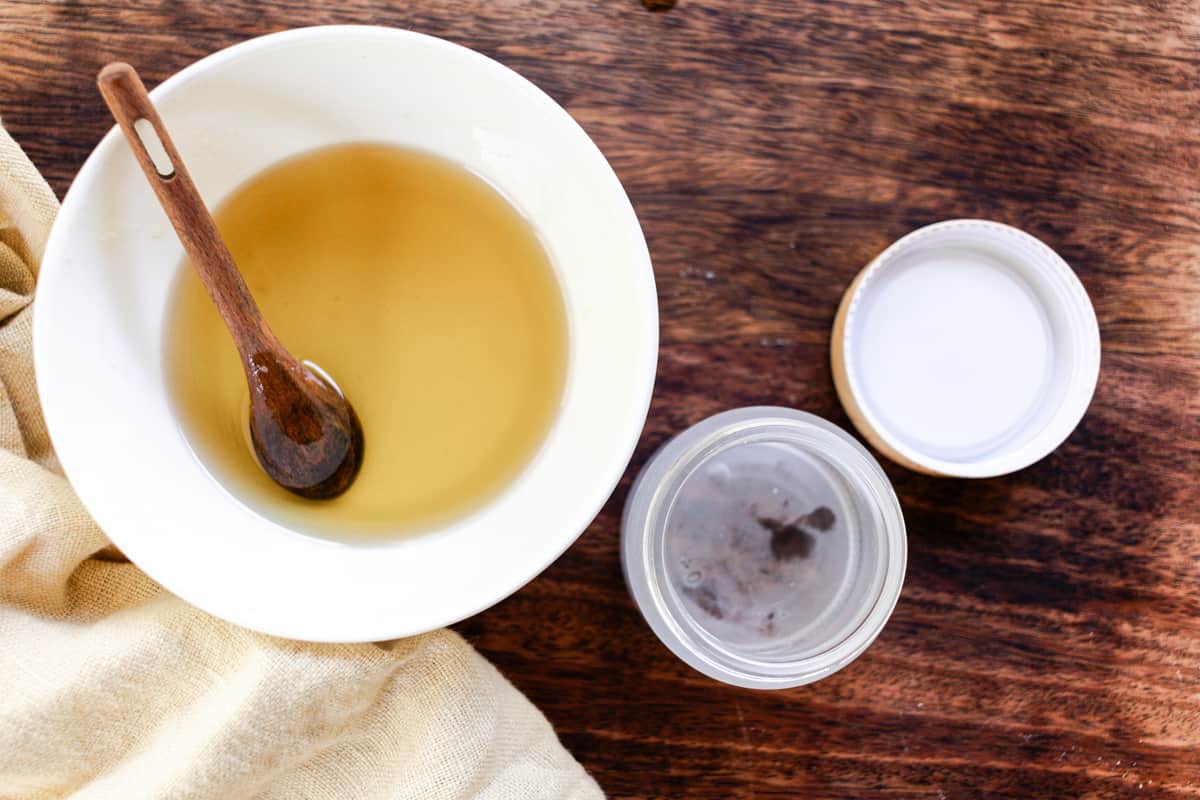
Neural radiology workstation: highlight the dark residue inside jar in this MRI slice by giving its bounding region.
[676,504,839,635]
[663,441,855,647]
[759,505,837,562]
[682,583,724,620]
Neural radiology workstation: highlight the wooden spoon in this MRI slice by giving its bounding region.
[98,62,364,500]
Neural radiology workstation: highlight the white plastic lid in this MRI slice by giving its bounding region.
[833,220,1101,477]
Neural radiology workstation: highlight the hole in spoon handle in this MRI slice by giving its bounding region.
[97,62,181,184]
[132,118,176,179]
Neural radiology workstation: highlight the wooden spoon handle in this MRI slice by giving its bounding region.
[97,62,271,355]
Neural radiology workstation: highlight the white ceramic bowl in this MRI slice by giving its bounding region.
[34,26,658,642]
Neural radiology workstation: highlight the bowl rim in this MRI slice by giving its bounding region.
[34,25,659,641]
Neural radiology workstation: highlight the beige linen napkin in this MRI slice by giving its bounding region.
[0,123,602,800]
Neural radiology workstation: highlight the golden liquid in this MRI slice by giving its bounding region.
[168,143,568,540]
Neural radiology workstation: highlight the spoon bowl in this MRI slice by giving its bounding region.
[245,348,364,499]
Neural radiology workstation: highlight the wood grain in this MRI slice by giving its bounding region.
[3,1,1199,797]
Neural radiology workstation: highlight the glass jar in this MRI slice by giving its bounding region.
[621,407,906,689]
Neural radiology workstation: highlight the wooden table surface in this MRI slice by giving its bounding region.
[3,1,1199,797]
